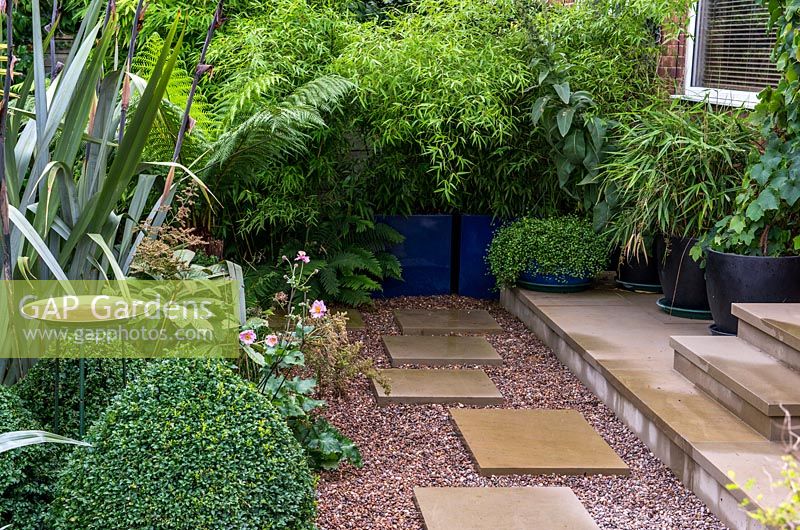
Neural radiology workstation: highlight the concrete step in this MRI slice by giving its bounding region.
[733,303,800,371]
[393,309,503,335]
[414,487,601,530]
[371,369,503,406]
[382,335,502,367]
[450,408,629,476]
[672,335,800,441]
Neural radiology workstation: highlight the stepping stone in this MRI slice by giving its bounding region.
[342,308,364,329]
[450,409,629,476]
[382,335,502,367]
[394,309,502,335]
[414,487,601,530]
[371,369,503,406]
[269,308,364,330]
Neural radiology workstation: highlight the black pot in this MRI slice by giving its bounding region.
[655,236,709,310]
[706,249,800,335]
[616,245,660,289]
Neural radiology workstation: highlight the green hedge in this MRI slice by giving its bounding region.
[48,359,317,530]
[0,385,57,530]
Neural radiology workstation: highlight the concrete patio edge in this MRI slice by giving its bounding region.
[501,287,769,530]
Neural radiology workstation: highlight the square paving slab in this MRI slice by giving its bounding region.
[371,369,503,405]
[394,309,502,335]
[450,409,629,476]
[382,335,502,367]
[414,487,600,530]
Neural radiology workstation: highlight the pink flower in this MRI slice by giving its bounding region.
[295,251,310,264]
[239,329,256,345]
[310,300,327,319]
[265,334,279,348]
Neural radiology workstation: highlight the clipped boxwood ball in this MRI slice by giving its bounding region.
[49,359,317,530]
[0,384,58,530]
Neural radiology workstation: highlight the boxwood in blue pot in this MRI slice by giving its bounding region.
[487,216,609,292]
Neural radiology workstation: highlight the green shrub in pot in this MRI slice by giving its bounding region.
[487,215,608,289]
[597,99,756,257]
[694,0,800,334]
[596,100,756,312]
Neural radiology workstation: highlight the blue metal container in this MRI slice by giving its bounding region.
[376,215,453,297]
[457,214,501,299]
[517,271,593,293]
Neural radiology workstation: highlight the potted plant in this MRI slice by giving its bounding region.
[611,238,661,293]
[487,216,608,293]
[696,0,800,335]
[598,100,756,315]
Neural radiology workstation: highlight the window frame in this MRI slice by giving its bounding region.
[682,0,767,109]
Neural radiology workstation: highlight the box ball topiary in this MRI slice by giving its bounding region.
[0,384,59,530]
[48,359,317,530]
[15,354,143,438]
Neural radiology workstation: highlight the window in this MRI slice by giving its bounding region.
[684,0,781,108]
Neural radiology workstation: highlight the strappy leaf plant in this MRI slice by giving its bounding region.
[0,0,210,384]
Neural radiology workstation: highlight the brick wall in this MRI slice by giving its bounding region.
[659,30,688,95]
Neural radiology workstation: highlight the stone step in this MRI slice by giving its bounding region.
[733,303,800,371]
[672,335,800,441]
[382,335,502,367]
[371,369,503,406]
[393,309,502,335]
[414,487,601,530]
[450,408,629,476]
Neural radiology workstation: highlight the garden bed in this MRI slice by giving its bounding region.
[317,295,725,530]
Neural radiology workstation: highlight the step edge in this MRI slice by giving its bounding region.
[671,336,800,416]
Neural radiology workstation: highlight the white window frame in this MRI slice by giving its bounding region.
[681,1,763,109]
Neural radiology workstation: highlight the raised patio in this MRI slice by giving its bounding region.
[502,286,796,530]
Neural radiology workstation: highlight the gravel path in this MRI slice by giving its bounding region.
[316,295,727,530]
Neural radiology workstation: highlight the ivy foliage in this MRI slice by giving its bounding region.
[703,0,800,256]
[0,385,58,530]
[487,216,609,288]
[48,360,317,530]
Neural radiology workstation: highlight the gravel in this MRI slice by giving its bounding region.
[316,295,728,530]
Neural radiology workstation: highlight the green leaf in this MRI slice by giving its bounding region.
[0,430,90,453]
[592,201,610,231]
[563,131,586,162]
[755,188,780,211]
[537,68,550,85]
[750,163,770,185]
[553,82,571,104]
[531,96,548,125]
[556,107,575,137]
[555,158,574,187]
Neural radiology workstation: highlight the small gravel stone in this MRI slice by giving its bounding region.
[316,296,728,530]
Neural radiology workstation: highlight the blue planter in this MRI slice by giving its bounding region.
[517,271,593,293]
[376,215,453,297]
[457,214,501,299]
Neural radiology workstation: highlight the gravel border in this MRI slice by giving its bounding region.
[316,295,727,530]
